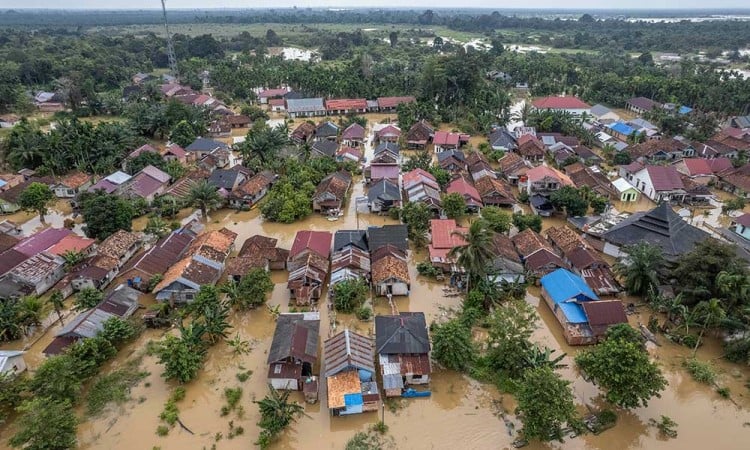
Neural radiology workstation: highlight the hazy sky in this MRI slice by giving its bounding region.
[6,1,750,10]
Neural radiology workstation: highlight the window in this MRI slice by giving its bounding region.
[274,364,282,374]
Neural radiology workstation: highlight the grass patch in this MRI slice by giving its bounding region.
[683,358,717,385]
[86,357,148,416]
[716,387,731,398]
[236,370,253,382]
[220,387,243,417]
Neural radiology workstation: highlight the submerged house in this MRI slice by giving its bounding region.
[428,219,467,273]
[540,268,626,345]
[44,284,141,355]
[267,312,320,391]
[313,171,352,214]
[371,247,410,297]
[119,226,198,290]
[153,228,237,303]
[376,312,431,397]
[0,351,26,376]
[324,330,380,415]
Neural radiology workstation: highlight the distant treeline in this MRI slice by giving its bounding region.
[0,9,749,53]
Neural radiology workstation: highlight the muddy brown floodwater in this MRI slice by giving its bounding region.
[3,179,750,449]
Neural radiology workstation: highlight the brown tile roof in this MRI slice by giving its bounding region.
[314,171,351,201]
[97,230,140,261]
[568,166,616,198]
[59,171,91,189]
[291,122,316,141]
[474,176,515,204]
[566,246,602,270]
[91,254,119,271]
[498,152,529,176]
[517,137,545,157]
[371,254,409,284]
[236,171,275,197]
[182,258,222,285]
[239,235,278,253]
[581,300,627,336]
[0,234,19,253]
[512,229,552,258]
[226,255,269,278]
[524,249,568,273]
[164,177,198,199]
[628,138,687,159]
[406,121,434,143]
[546,226,586,254]
[326,369,362,409]
[491,234,521,263]
[188,228,236,256]
[226,114,251,126]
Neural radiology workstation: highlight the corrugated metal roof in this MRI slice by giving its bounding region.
[324,329,375,377]
[286,98,325,113]
[541,268,599,304]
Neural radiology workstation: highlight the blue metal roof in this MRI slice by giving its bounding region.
[540,268,599,304]
[678,106,693,115]
[608,122,635,136]
[558,302,588,324]
[344,393,363,406]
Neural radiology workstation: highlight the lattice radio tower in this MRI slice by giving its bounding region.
[161,0,179,79]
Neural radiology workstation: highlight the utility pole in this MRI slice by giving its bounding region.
[161,0,179,79]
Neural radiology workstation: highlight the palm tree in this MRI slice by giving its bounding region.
[48,291,65,325]
[187,179,223,221]
[523,345,568,370]
[448,219,496,292]
[691,298,726,356]
[716,270,750,312]
[61,250,86,272]
[614,243,665,296]
[219,280,242,309]
[255,386,307,447]
[200,303,231,344]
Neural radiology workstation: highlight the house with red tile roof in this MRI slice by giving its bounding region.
[122,165,171,203]
[161,143,187,165]
[433,131,461,153]
[428,219,467,272]
[446,177,482,212]
[128,144,159,160]
[287,230,333,271]
[52,172,93,198]
[474,176,516,207]
[336,146,363,163]
[516,135,546,163]
[258,87,291,104]
[313,172,352,214]
[47,235,96,257]
[377,96,415,111]
[325,98,368,115]
[531,96,591,116]
[521,165,573,195]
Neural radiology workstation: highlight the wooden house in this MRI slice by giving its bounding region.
[267,312,320,391]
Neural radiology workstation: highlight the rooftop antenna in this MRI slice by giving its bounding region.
[161,0,179,80]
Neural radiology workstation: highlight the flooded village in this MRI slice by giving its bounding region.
[1,10,750,449]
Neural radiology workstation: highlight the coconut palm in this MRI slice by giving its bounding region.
[691,298,726,356]
[187,179,223,221]
[614,243,665,296]
[200,302,231,344]
[255,386,307,448]
[716,270,750,312]
[48,291,65,325]
[448,219,496,292]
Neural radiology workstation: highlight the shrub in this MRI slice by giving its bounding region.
[355,306,372,321]
[683,358,716,385]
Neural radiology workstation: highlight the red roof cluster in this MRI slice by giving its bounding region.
[433,131,460,146]
[290,231,332,259]
[325,98,368,111]
[532,96,591,110]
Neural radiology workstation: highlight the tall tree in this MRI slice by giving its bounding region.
[48,290,65,325]
[690,298,726,356]
[79,191,134,240]
[187,179,223,221]
[516,367,578,442]
[221,268,274,310]
[614,242,665,296]
[17,182,54,223]
[441,192,467,220]
[448,219,495,291]
[575,337,667,409]
[431,318,475,371]
[9,398,78,450]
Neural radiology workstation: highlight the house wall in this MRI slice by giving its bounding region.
[0,200,20,214]
[619,189,639,202]
[734,224,750,240]
[270,377,299,391]
[1,356,26,375]
[405,374,430,385]
[374,280,409,296]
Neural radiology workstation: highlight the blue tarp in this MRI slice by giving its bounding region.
[608,122,635,136]
[678,106,693,115]
[540,268,599,304]
[557,302,588,324]
[344,393,363,406]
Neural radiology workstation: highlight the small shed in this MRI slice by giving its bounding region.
[0,350,26,375]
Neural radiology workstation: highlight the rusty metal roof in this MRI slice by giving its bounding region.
[324,329,375,377]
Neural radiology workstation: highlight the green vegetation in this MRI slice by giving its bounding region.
[221,268,274,310]
[0,295,45,342]
[481,206,512,234]
[614,243,665,296]
[416,261,442,278]
[683,358,717,385]
[516,367,579,442]
[74,287,104,311]
[187,179,223,221]
[332,278,369,314]
[512,213,542,233]
[441,192,466,220]
[157,387,187,435]
[650,415,678,439]
[9,398,78,450]
[17,182,54,222]
[431,318,475,371]
[576,331,667,409]
[86,357,148,416]
[79,190,134,240]
[221,387,244,417]
[261,158,340,223]
[255,386,307,449]
[397,201,432,248]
